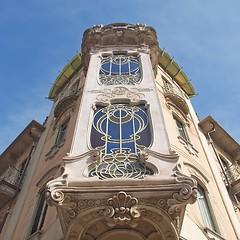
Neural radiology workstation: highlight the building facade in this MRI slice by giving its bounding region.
[0,23,240,240]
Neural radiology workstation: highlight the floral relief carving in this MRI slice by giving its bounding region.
[90,86,151,104]
[104,191,141,227]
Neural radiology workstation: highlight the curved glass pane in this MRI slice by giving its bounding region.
[90,104,152,179]
[99,55,141,85]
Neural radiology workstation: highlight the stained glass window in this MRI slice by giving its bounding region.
[90,103,152,179]
[99,55,141,85]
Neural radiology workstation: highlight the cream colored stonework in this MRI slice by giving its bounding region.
[1,23,239,240]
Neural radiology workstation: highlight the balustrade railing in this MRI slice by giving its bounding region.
[57,85,79,103]
[228,163,240,183]
[0,165,21,187]
[221,163,240,186]
[163,85,184,98]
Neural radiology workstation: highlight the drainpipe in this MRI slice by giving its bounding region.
[207,129,232,188]
[207,129,240,208]
[206,126,240,239]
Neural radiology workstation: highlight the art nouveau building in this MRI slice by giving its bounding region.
[0,23,240,240]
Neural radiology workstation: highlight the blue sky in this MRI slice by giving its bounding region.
[0,0,239,153]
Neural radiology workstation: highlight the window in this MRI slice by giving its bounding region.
[196,186,216,231]
[55,120,69,145]
[99,54,141,85]
[90,103,153,179]
[174,117,189,142]
[30,191,48,235]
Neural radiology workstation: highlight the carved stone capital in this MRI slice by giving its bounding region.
[167,164,197,215]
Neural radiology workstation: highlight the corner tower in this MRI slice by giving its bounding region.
[46,23,197,240]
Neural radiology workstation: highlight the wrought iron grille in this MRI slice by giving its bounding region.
[163,79,184,98]
[99,55,141,85]
[90,104,153,179]
[220,162,240,186]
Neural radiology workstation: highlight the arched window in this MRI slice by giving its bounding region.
[99,55,141,85]
[90,103,152,179]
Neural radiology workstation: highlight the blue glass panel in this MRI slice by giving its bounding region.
[130,61,139,74]
[91,104,150,155]
[99,55,141,85]
[101,62,111,75]
[121,63,129,75]
[111,62,119,74]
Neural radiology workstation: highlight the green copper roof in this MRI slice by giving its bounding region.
[48,53,82,100]
[158,48,196,97]
[48,50,196,99]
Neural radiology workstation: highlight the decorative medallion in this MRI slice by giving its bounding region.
[104,191,140,227]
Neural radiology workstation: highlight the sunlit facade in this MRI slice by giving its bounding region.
[0,23,240,240]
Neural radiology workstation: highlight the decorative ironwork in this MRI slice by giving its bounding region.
[90,103,153,179]
[99,55,141,85]
[54,85,80,118]
[228,163,240,183]
[221,162,240,185]
[89,152,152,179]
[163,79,189,115]
[0,165,21,187]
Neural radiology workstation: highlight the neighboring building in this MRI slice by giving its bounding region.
[0,23,240,240]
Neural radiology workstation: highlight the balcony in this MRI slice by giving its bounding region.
[0,165,21,208]
[163,85,189,115]
[221,163,240,199]
[228,163,240,197]
[54,86,80,118]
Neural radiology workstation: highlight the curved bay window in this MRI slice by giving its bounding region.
[99,54,141,85]
[90,103,152,179]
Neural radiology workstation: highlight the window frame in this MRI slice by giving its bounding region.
[196,185,217,232]
[174,116,190,143]
[90,103,151,155]
[89,102,153,179]
[55,119,69,146]
[29,191,48,236]
[99,53,142,85]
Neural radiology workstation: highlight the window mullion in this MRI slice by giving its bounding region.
[119,57,121,75]
[105,106,110,154]
[132,107,137,153]
[109,57,112,75]
[119,107,122,153]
